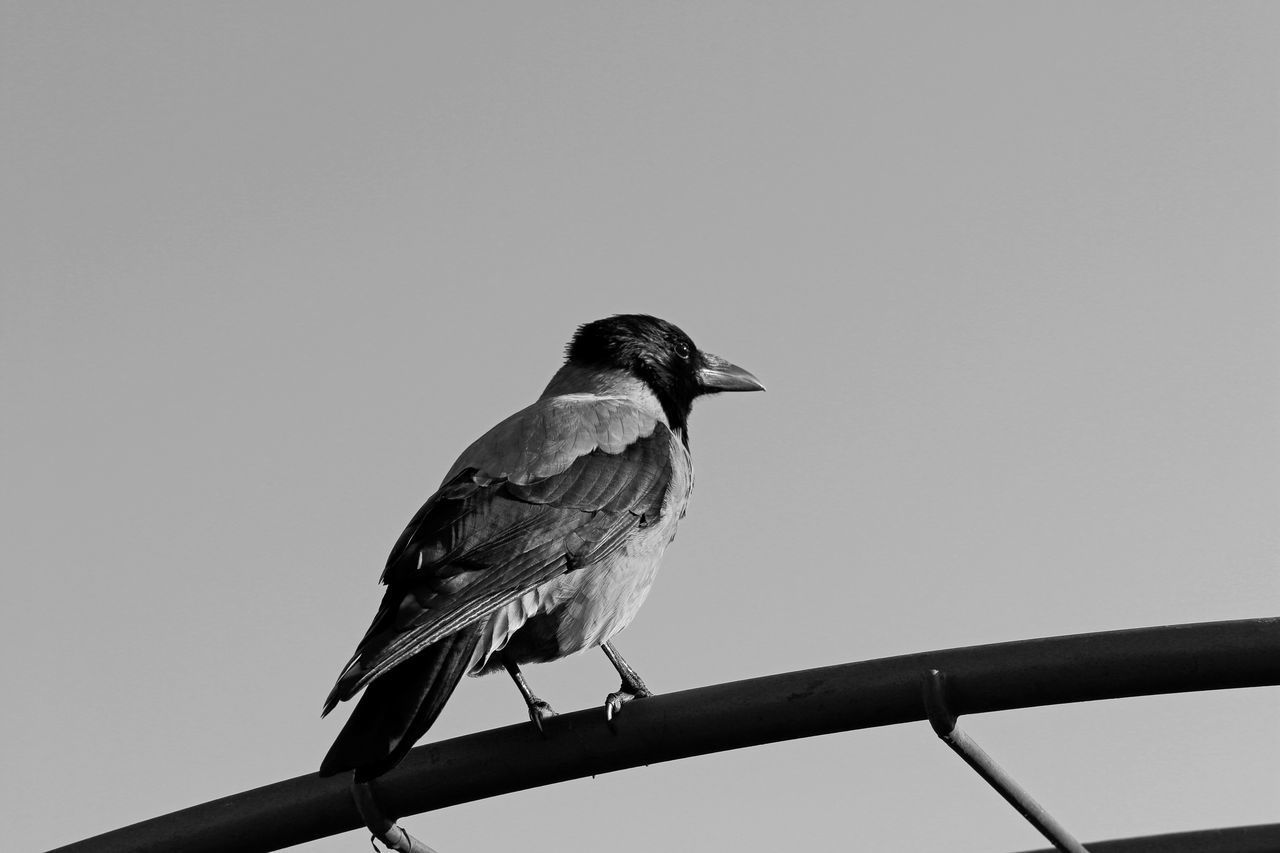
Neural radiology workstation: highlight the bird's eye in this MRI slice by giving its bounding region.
[674,341,691,359]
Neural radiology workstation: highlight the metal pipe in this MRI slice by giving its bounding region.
[47,617,1280,853]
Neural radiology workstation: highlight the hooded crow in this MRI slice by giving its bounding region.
[320,314,763,781]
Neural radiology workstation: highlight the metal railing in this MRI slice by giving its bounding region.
[47,617,1280,853]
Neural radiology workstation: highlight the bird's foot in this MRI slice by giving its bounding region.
[527,699,557,736]
[604,684,653,730]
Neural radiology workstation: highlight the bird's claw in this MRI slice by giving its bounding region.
[528,699,557,736]
[604,685,653,730]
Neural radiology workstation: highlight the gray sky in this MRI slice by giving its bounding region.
[4,3,1278,851]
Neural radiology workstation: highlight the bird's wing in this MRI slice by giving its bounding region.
[323,396,675,713]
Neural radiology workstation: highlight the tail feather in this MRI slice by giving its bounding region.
[319,626,482,781]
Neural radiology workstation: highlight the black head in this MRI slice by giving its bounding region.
[565,314,763,433]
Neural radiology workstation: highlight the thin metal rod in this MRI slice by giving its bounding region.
[46,617,1280,853]
[924,670,1089,853]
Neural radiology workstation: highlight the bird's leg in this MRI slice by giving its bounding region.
[601,641,653,725]
[502,653,556,735]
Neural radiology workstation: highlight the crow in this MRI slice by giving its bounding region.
[320,314,763,781]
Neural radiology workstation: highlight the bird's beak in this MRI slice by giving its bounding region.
[697,352,766,393]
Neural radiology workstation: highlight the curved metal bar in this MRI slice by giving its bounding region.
[1016,823,1280,853]
[47,617,1280,853]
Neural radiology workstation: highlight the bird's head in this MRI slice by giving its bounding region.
[566,314,764,433]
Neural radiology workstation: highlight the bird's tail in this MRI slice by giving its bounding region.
[319,626,482,781]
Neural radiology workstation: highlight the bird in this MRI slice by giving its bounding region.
[319,314,763,781]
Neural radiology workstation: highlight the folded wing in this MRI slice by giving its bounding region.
[323,396,673,713]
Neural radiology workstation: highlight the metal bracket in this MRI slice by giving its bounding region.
[352,780,440,853]
[923,669,1090,853]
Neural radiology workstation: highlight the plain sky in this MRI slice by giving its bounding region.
[4,3,1278,851]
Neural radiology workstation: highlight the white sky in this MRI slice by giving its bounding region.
[4,3,1278,851]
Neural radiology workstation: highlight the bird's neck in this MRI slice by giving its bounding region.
[540,364,687,449]
[540,363,653,402]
